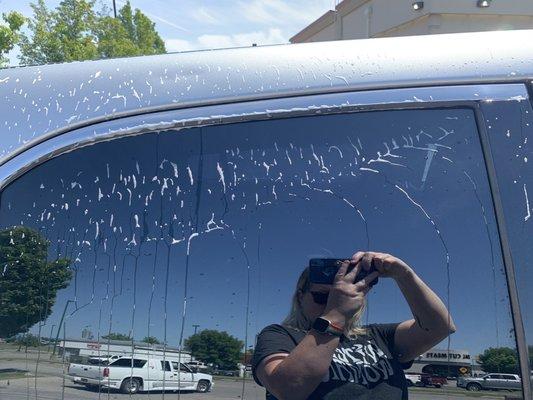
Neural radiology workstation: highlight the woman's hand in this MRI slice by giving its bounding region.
[358,251,413,281]
[322,252,379,327]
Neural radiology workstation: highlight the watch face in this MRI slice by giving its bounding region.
[313,317,329,332]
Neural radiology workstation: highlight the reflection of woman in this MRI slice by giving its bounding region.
[251,251,456,400]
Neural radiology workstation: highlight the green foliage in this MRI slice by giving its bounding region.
[101,332,131,341]
[94,16,139,58]
[0,11,25,66]
[185,330,243,370]
[131,6,165,55]
[13,333,41,347]
[478,347,519,374]
[18,0,165,65]
[19,0,96,65]
[142,336,161,344]
[0,226,72,338]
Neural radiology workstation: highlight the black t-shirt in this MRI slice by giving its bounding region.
[251,323,413,400]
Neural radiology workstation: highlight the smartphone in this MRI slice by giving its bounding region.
[309,258,378,286]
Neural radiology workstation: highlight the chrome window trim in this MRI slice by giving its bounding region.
[0,83,530,398]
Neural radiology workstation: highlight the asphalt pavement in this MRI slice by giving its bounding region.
[0,376,516,400]
[0,347,517,400]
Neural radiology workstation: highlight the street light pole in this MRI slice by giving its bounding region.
[52,300,73,357]
[192,324,200,335]
[112,0,117,18]
[48,324,56,352]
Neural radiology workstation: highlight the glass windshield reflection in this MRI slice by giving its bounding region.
[0,109,522,399]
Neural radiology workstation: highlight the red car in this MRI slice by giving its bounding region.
[419,374,447,388]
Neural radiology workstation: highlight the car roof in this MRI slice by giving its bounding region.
[1,29,533,163]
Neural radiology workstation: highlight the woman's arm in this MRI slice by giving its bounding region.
[256,328,341,400]
[360,252,456,363]
[393,267,456,362]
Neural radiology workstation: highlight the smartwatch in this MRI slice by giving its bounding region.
[312,317,344,337]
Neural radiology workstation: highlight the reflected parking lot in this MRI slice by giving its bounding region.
[0,109,528,398]
[0,376,521,400]
[1,345,523,400]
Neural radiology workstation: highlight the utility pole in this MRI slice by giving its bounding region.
[48,324,56,352]
[192,324,200,335]
[112,0,117,18]
[51,300,73,357]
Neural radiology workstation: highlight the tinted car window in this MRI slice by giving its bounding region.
[110,358,146,368]
[111,358,131,367]
[87,359,109,366]
[0,109,520,398]
[172,361,191,372]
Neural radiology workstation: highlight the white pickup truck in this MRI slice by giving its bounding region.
[68,356,214,393]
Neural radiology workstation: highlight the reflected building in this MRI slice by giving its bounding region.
[407,348,479,378]
[59,338,193,363]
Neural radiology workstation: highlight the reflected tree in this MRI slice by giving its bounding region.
[101,332,131,341]
[185,330,243,370]
[0,226,72,338]
[478,347,520,374]
[142,336,161,344]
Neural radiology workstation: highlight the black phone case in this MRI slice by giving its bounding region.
[309,258,378,286]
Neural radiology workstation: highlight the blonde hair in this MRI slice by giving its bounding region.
[281,267,367,337]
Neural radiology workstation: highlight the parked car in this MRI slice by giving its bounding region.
[68,356,214,394]
[404,373,422,387]
[213,369,238,377]
[418,373,447,388]
[457,373,522,391]
[1,28,533,400]
[185,360,209,372]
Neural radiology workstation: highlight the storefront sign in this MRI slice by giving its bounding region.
[420,350,470,363]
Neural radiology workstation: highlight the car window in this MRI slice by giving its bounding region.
[171,361,191,372]
[161,361,171,372]
[110,358,146,368]
[111,358,131,367]
[132,359,147,368]
[87,358,109,366]
[0,108,521,399]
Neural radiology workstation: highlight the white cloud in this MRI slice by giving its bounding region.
[197,28,287,49]
[191,6,222,25]
[115,0,190,32]
[166,28,287,54]
[149,14,190,33]
[237,0,332,27]
[165,38,195,52]
[196,35,235,49]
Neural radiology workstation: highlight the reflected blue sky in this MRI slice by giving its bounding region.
[482,98,533,383]
[0,109,516,357]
